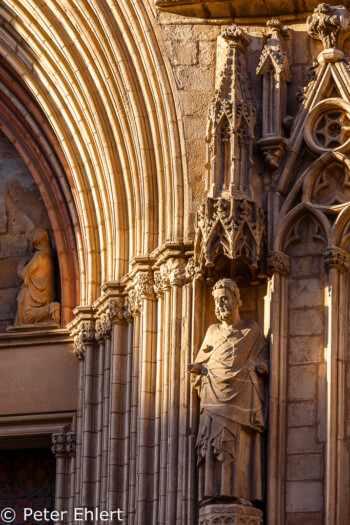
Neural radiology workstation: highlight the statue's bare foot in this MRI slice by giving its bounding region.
[237,498,253,507]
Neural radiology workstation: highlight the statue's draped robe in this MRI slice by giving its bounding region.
[193,320,268,503]
[16,239,56,325]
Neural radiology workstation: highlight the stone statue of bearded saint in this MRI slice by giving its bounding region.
[188,278,268,508]
[14,228,60,327]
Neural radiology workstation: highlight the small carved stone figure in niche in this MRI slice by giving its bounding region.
[188,278,268,508]
[13,228,60,328]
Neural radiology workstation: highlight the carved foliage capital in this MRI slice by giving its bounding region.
[307,4,349,49]
[95,313,112,341]
[323,246,349,272]
[52,431,76,457]
[221,25,250,49]
[126,273,155,316]
[186,257,203,281]
[153,271,169,296]
[108,298,127,323]
[267,251,291,275]
[74,320,95,360]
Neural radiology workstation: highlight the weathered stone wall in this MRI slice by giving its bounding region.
[284,216,327,524]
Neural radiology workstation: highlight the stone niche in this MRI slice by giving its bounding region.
[0,130,56,332]
[154,0,347,20]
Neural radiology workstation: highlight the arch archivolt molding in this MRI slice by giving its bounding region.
[0,0,186,310]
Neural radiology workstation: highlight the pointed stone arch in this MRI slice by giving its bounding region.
[0,0,186,307]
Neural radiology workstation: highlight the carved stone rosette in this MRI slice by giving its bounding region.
[323,246,349,272]
[194,197,265,273]
[199,504,263,525]
[52,431,76,457]
[267,251,291,275]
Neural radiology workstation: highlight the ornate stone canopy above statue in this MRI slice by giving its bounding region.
[193,24,266,283]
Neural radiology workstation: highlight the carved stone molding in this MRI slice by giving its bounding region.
[198,503,263,525]
[155,0,335,20]
[323,246,349,272]
[52,431,76,457]
[195,197,265,273]
[267,251,291,275]
[307,4,349,52]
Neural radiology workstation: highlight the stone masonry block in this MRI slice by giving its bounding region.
[198,41,216,66]
[179,92,212,117]
[167,41,199,66]
[161,24,195,42]
[286,512,323,525]
[289,278,323,308]
[287,454,323,480]
[289,336,323,364]
[286,481,323,512]
[290,256,312,276]
[287,427,323,454]
[288,401,316,427]
[288,365,316,400]
[183,117,207,140]
[289,309,323,336]
[174,66,214,92]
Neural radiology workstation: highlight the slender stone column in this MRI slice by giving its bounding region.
[158,276,171,525]
[93,313,111,518]
[80,328,96,510]
[106,297,130,520]
[100,318,112,513]
[164,259,186,525]
[52,431,76,524]
[323,246,349,525]
[266,251,290,525]
[152,272,166,525]
[70,316,96,510]
[178,259,199,525]
[134,273,157,524]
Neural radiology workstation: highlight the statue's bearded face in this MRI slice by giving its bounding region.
[213,287,238,322]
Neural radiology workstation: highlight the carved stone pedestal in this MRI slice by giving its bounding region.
[199,504,263,525]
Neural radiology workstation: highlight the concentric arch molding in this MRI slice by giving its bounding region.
[154,0,350,21]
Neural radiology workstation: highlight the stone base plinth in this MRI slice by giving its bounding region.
[199,503,263,525]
